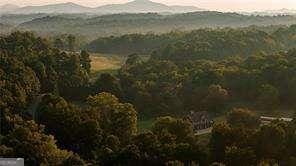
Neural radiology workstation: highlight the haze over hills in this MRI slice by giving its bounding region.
[240,8,296,16]
[0,0,204,14]
[95,0,204,13]
[0,4,20,14]
[7,2,92,14]
[260,8,296,16]
[17,12,296,40]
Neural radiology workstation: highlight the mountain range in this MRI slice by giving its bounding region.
[0,4,20,13]
[0,0,204,14]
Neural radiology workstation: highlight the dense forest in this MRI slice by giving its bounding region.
[2,12,296,39]
[86,25,296,56]
[1,20,296,165]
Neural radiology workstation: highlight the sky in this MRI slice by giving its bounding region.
[1,0,296,12]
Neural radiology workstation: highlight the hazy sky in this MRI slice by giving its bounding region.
[1,0,296,11]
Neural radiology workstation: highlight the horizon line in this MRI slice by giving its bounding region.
[1,0,296,13]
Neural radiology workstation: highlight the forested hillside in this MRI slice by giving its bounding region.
[17,12,296,39]
[86,25,296,58]
[0,23,12,34]
[86,28,280,56]
[0,13,49,25]
[2,26,296,165]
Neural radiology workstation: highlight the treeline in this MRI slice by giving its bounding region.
[85,31,185,55]
[86,25,296,57]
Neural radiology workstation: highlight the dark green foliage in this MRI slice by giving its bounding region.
[256,84,280,110]
[118,49,296,116]
[209,112,296,165]
[0,32,91,164]
[225,146,256,166]
[119,59,184,116]
[226,108,260,129]
[3,24,296,166]
[273,25,296,49]
[202,85,229,113]
[87,92,138,144]
[37,94,103,159]
[1,115,76,166]
[86,32,184,55]
[152,116,195,143]
[0,52,40,111]
[93,73,123,98]
[87,27,284,59]
[153,29,281,62]
[0,32,90,100]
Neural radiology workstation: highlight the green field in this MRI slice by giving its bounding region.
[90,53,126,71]
[138,118,155,133]
[89,53,150,81]
[89,53,126,81]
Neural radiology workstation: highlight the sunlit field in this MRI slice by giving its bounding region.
[90,53,125,71]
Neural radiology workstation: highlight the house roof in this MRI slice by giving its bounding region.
[189,111,209,122]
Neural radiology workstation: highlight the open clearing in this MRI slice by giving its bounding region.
[90,53,126,80]
[90,53,125,71]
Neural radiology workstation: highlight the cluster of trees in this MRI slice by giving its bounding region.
[2,27,296,165]
[0,32,91,165]
[34,93,209,165]
[0,32,207,165]
[52,34,89,52]
[106,49,295,117]
[86,25,296,59]
[87,28,280,57]
[210,108,296,165]
[85,31,185,55]
[0,32,91,100]
[153,28,280,61]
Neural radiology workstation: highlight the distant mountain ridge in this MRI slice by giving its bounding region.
[8,2,91,14]
[95,0,204,13]
[0,4,20,14]
[0,0,204,14]
[262,8,296,15]
[17,11,296,40]
[241,8,296,16]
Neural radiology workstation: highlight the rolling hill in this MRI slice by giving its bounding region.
[1,0,204,14]
[0,4,19,14]
[11,2,92,14]
[94,0,203,13]
[17,12,296,40]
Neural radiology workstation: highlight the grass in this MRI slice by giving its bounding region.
[89,53,126,81]
[90,53,125,71]
[89,53,150,81]
[137,118,155,133]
